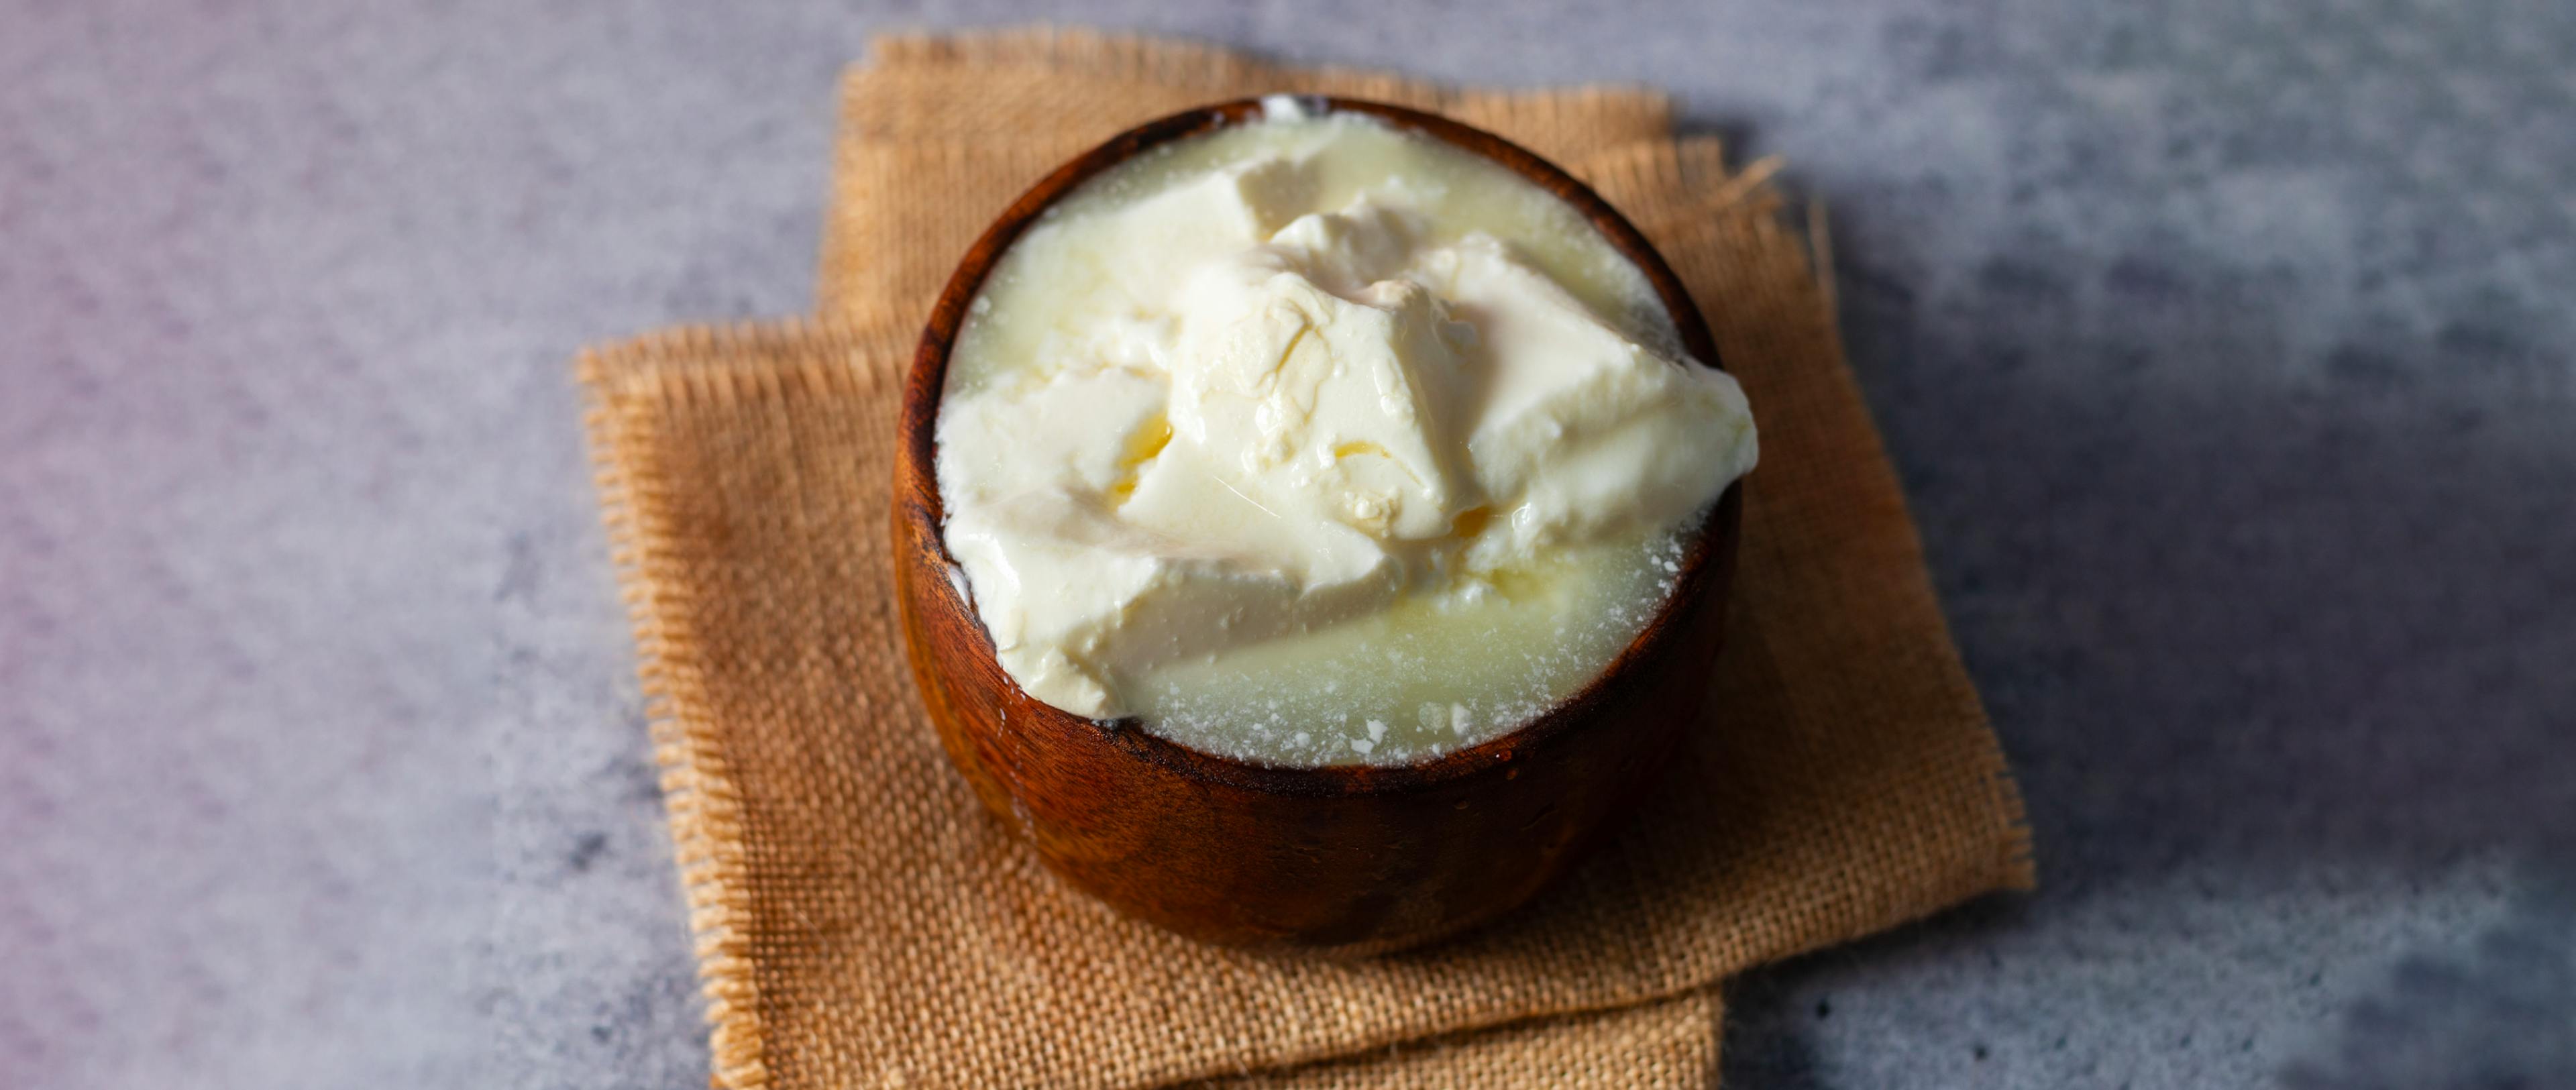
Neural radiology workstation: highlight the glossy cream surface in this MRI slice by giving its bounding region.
[936,103,1757,766]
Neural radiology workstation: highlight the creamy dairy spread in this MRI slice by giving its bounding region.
[935,106,1757,766]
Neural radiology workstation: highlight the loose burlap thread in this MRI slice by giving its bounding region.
[578,28,2033,1090]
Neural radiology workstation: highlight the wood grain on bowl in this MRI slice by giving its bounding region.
[892,97,1744,956]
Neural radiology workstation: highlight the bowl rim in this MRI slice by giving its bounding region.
[900,95,1741,798]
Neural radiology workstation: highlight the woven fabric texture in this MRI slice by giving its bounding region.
[578,28,2032,1090]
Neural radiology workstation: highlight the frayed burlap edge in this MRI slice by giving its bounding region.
[861,25,1669,118]
[581,319,902,1090]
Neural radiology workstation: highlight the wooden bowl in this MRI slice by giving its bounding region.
[894,97,1743,957]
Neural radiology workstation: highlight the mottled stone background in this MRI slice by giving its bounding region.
[3,1,2570,1087]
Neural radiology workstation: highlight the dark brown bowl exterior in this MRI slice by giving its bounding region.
[894,97,1743,956]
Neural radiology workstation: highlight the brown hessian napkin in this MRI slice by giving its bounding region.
[576,28,2034,1090]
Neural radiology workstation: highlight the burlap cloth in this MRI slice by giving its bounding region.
[576,28,2033,1089]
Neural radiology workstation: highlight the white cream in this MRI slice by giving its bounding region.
[936,111,1756,764]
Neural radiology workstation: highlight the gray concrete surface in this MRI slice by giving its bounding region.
[4,1,2570,1087]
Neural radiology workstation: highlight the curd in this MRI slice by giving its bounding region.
[935,103,1757,766]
